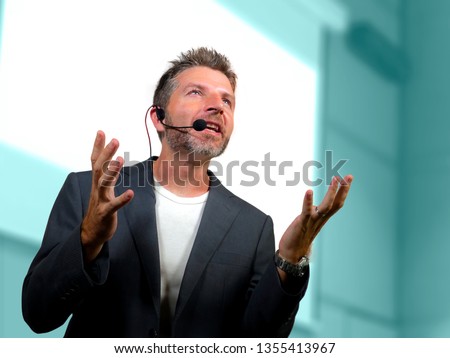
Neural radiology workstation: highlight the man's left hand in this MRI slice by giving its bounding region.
[277,175,353,277]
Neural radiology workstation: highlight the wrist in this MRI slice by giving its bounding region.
[274,250,309,277]
[277,246,311,264]
[81,223,104,263]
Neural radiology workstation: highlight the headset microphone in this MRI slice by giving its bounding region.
[145,105,208,159]
[159,117,207,131]
[154,106,207,132]
[192,119,207,131]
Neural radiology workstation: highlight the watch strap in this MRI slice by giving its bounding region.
[274,250,309,277]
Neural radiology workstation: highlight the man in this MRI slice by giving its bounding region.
[22,47,352,337]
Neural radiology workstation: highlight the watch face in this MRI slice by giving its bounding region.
[298,257,309,267]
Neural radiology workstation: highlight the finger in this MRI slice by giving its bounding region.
[104,189,134,214]
[315,176,340,218]
[287,190,314,238]
[339,174,353,186]
[91,130,105,167]
[95,138,119,170]
[98,156,124,191]
[302,189,314,216]
[284,190,314,246]
[314,206,327,220]
[92,139,119,190]
[298,190,314,250]
[298,189,314,231]
[329,175,353,215]
[312,175,353,234]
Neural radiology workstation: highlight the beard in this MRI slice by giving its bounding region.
[164,115,230,158]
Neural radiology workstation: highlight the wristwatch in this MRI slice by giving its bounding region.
[274,250,309,277]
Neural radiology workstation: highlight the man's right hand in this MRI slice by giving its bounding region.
[81,131,134,263]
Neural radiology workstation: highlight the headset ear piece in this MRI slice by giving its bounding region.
[155,106,165,121]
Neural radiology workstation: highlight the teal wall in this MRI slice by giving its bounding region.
[0,143,69,337]
[298,0,402,337]
[317,0,450,338]
[400,0,450,337]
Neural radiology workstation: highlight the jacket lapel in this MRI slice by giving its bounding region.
[174,173,242,320]
[121,160,161,320]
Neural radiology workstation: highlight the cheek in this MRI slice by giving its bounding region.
[226,115,234,135]
[167,98,196,122]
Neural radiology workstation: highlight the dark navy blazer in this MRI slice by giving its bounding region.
[22,159,308,337]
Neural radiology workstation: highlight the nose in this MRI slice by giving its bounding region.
[205,93,224,114]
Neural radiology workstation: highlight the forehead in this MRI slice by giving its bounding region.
[175,66,234,94]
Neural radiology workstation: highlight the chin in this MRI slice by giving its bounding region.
[190,139,229,158]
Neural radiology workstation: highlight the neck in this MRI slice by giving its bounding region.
[153,149,210,197]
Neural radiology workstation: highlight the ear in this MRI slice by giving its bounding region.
[150,106,165,135]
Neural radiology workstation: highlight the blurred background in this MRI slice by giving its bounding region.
[0,0,449,338]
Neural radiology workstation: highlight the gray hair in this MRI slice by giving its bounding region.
[152,47,237,109]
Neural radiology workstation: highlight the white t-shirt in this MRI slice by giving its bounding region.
[154,180,209,317]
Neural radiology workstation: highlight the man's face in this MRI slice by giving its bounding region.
[163,66,235,159]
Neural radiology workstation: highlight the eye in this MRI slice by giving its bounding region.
[223,98,232,107]
[188,89,202,96]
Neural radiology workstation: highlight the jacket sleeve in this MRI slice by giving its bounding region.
[22,172,110,333]
[241,215,310,337]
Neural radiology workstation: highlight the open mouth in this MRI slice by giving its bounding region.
[205,122,222,133]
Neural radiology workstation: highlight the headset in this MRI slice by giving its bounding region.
[144,105,207,158]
